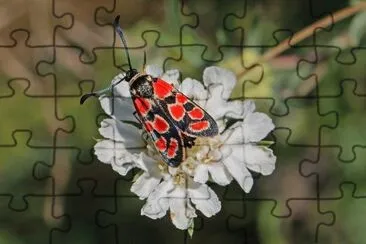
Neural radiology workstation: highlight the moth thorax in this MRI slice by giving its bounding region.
[130,75,154,98]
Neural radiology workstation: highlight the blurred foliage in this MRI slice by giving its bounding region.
[1,0,366,243]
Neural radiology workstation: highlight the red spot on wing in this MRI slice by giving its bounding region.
[144,121,153,132]
[153,79,173,99]
[155,137,167,152]
[153,115,169,133]
[176,93,188,104]
[168,103,185,121]
[134,98,151,116]
[189,121,210,132]
[167,138,178,158]
[188,107,204,120]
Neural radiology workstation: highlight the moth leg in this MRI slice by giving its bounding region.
[133,111,142,124]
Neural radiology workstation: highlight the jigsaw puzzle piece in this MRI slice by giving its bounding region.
[0,196,68,243]
[273,97,337,145]
[0,131,54,210]
[54,0,114,56]
[0,80,73,145]
[115,31,182,71]
[164,45,208,78]
[165,45,246,80]
[35,147,123,195]
[96,0,196,47]
[50,180,115,244]
[0,30,55,96]
[96,179,171,243]
[97,175,223,243]
[317,183,366,243]
[223,129,319,217]
[218,44,320,114]
[180,1,244,60]
[301,147,366,197]
[54,82,101,161]
[37,47,121,95]
[351,48,366,73]
[227,198,333,244]
[318,80,366,161]
[312,1,361,50]
[225,0,336,47]
[177,185,257,244]
[0,0,71,46]
[226,47,277,106]
[297,47,366,97]
[250,97,337,146]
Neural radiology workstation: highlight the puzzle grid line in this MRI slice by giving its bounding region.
[1,0,365,243]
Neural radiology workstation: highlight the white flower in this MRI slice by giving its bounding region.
[131,153,220,230]
[93,65,277,230]
[179,66,277,193]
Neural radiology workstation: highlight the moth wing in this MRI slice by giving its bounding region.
[132,96,185,167]
[152,78,219,137]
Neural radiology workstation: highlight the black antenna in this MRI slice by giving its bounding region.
[79,76,126,104]
[143,50,147,70]
[80,15,131,105]
[80,93,97,104]
[113,15,133,71]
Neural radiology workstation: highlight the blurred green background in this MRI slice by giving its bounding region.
[0,0,366,243]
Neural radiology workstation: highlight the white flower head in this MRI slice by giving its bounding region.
[93,65,277,230]
[179,66,277,193]
[133,153,221,230]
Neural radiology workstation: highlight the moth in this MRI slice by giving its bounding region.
[81,16,218,167]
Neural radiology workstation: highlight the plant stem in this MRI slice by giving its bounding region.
[237,2,366,77]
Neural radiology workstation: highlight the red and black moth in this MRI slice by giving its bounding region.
[80,16,218,167]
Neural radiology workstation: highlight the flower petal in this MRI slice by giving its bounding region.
[94,140,141,176]
[94,139,139,164]
[161,69,180,87]
[169,189,197,230]
[222,145,254,193]
[188,180,221,217]
[243,112,275,143]
[243,144,276,176]
[223,100,256,121]
[145,64,163,77]
[223,112,274,145]
[193,164,209,184]
[131,172,162,200]
[179,78,208,101]
[203,66,236,100]
[99,95,137,122]
[98,119,144,147]
[94,139,118,164]
[242,100,256,117]
[137,152,162,174]
[204,84,242,120]
[141,179,173,219]
[207,163,232,186]
[111,73,130,97]
[221,123,245,145]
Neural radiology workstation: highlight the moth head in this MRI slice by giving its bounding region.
[124,68,139,82]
